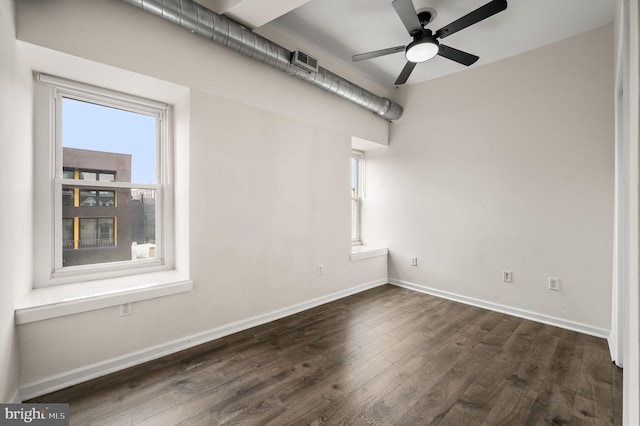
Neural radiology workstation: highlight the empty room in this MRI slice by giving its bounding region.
[1,0,638,424]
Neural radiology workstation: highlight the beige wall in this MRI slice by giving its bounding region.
[364,24,615,329]
[14,0,387,389]
[0,0,32,402]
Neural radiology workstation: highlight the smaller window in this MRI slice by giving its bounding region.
[77,189,116,207]
[351,150,364,245]
[62,218,74,250]
[79,218,115,249]
[78,169,116,182]
[62,187,74,207]
[62,168,75,179]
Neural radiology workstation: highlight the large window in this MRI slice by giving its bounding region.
[351,150,363,245]
[34,74,174,285]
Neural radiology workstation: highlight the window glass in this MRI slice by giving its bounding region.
[62,187,74,207]
[59,97,158,268]
[79,218,98,248]
[98,190,115,207]
[62,168,75,179]
[97,218,114,244]
[78,218,114,249]
[79,170,96,180]
[62,218,74,250]
[34,74,174,285]
[351,151,363,244]
[79,189,98,207]
[62,98,156,184]
[351,157,358,197]
[99,172,116,182]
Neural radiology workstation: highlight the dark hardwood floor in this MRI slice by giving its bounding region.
[29,284,623,425]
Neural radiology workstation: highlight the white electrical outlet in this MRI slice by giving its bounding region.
[317,264,324,276]
[411,257,418,266]
[548,277,561,291]
[120,303,132,316]
[503,271,513,283]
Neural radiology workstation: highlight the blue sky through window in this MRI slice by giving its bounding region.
[62,98,156,184]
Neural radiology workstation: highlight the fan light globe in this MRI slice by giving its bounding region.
[405,38,439,62]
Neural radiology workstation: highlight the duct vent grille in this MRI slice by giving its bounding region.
[291,50,319,73]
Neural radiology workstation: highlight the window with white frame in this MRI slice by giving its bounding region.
[33,74,174,286]
[351,150,363,245]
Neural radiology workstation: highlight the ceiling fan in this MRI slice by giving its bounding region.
[352,0,508,86]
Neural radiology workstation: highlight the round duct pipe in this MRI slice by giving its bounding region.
[121,0,404,121]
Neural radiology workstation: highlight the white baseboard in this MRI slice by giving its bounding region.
[20,276,612,400]
[19,279,387,400]
[608,332,623,367]
[389,279,610,339]
[8,387,21,403]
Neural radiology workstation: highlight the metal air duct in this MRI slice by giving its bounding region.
[120,0,404,121]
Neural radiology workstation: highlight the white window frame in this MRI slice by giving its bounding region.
[33,74,175,287]
[352,150,364,246]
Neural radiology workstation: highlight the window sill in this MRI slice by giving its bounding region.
[15,270,193,325]
[350,246,388,261]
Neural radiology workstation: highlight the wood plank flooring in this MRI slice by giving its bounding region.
[29,284,623,425]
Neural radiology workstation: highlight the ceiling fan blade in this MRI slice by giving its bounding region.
[394,61,417,86]
[392,0,423,36]
[435,0,507,39]
[438,44,479,66]
[352,45,406,62]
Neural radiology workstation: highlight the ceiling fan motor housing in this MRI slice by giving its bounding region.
[416,8,436,28]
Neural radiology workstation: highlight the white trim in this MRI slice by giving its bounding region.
[33,74,176,286]
[8,388,21,404]
[38,74,168,112]
[18,279,387,400]
[611,0,629,368]
[16,273,192,325]
[608,331,621,367]
[350,246,388,261]
[389,279,610,339]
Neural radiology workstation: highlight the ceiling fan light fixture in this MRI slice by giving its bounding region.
[405,37,439,62]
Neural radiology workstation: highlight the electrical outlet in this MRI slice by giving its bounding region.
[120,303,132,316]
[548,277,560,291]
[503,270,513,283]
[317,264,324,276]
[411,257,418,266]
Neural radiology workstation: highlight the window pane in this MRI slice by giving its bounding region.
[351,157,358,195]
[63,168,75,179]
[60,96,159,269]
[98,172,116,182]
[79,189,98,206]
[97,218,114,244]
[131,189,157,259]
[79,218,97,248]
[98,190,115,207]
[62,218,74,250]
[352,199,359,241]
[351,152,362,243]
[79,170,97,180]
[62,97,156,184]
[62,187,74,207]
[78,218,114,249]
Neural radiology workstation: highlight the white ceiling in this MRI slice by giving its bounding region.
[204,0,614,88]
